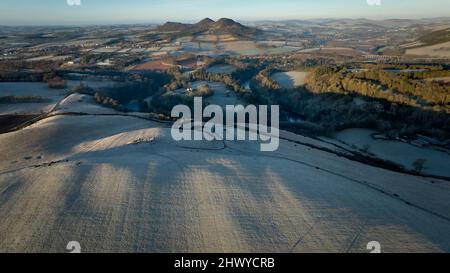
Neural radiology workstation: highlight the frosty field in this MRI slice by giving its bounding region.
[0,96,449,253]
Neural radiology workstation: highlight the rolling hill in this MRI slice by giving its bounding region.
[418,27,450,46]
[0,94,450,252]
[403,27,450,58]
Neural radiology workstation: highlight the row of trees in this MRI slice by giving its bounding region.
[254,68,281,90]
[353,70,449,107]
[43,73,66,89]
[247,66,450,140]
[305,65,450,112]
[0,96,50,104]
[190,69,246,93]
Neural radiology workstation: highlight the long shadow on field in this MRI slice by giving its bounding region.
[40,142,450,253]
[15,115,157,156]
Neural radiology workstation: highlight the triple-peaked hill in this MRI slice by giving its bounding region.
[157,17,259,39]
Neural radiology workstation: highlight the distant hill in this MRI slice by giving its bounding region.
[417,28,450,46]
[158,22,189,32]
[196,18,215,28]
[268,18,450,29]
[157,18,259,38]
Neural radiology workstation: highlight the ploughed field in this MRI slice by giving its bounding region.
[406,41,450,58]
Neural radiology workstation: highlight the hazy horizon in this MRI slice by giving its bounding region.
[0,0,449,26]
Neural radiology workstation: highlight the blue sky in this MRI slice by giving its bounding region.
[0,0,449,25]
